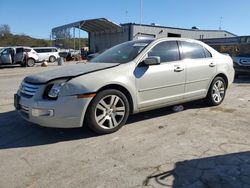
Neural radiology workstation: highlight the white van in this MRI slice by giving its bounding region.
[33,47,60,62]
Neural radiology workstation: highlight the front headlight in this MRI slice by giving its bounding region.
[48,83,65,98]
[44,79,67,99]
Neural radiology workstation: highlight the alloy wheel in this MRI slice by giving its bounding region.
[212,80,225,103]
[94,95,126,129]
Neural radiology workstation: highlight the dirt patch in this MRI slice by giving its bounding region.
[210,107,236,113]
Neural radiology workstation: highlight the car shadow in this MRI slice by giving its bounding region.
[0,100,208,150]
[127,99,208,125]
[143,151,250,187]
[234,75,250,84]
[0,111,97,149]
[0,65,21,69]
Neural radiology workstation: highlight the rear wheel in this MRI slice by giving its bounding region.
[205,77,226,106]
[86,89,130,134]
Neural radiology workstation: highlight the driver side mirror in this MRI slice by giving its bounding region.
[143,56,161,66]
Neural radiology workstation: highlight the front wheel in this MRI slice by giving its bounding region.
[86,89,130,134]
[205,77,226,106]
[27,58,35,67]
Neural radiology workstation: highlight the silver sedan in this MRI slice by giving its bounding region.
[15,38,235,134]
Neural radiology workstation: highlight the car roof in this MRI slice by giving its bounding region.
[135,37,202,43]
[33,47,57,49]
[3,46,33,49]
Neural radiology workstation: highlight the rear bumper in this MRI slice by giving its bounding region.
[16,93,92,128]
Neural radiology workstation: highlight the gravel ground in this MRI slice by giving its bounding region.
[0,64,250,188]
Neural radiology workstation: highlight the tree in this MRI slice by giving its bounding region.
[0,24,11,36]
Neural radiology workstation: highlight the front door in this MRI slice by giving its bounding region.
[0,48,12,64]
[135,41,185,109]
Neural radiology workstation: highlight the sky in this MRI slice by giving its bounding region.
[0,0,250,39]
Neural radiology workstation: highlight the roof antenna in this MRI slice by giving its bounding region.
[219,16,222,30]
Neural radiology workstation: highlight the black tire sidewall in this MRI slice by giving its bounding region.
[207,77,226,106]
[86,89,130,134]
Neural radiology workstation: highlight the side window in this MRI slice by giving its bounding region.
[24,48,31,52]
[16,48,23,53]
[204,47,212,58]
[1,48,10,55]
[148,41,180,63]
[35,49,42,53]
[181,41,206,59]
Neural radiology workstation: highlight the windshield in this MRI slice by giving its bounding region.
[238,54,250,57]
[90,39,153,63]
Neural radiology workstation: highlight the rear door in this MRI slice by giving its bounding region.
[180,41,216,98]
[135,40,185,109]
[43,48,52,60]
[34,48,50,61]
[15,48,24,62]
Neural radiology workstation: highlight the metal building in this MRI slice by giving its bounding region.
[52,18,236,53]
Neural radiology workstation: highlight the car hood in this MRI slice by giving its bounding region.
[24,62,120,84]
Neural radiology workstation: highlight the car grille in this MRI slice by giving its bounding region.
[20,82,39,97]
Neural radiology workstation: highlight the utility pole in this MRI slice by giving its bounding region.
[79,23,81,52]
[219,16,222,30]
[139,0,143,39]
[140,0,143,25]
[73,27,75,50]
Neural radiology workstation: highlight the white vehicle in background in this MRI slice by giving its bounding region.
[0,46,39,67]
[33,47,60,62]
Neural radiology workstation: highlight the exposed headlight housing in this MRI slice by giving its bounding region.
[48,83,65,98]
[44,79,67,99]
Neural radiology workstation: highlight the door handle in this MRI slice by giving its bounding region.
[174,66,184,72]
[209,63,216,67]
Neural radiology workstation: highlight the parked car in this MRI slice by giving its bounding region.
[232,54,250,78]
[59,51,72,61]
[15,38,234,134]
[33,47,60,62]
[0,46,39,67]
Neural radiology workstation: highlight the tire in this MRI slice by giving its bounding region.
[27,58,35,67]
[49,56,56,63]
[86,89,130,134]
[204,77,226,106]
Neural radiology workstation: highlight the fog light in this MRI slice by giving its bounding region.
[32,108,54,117]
